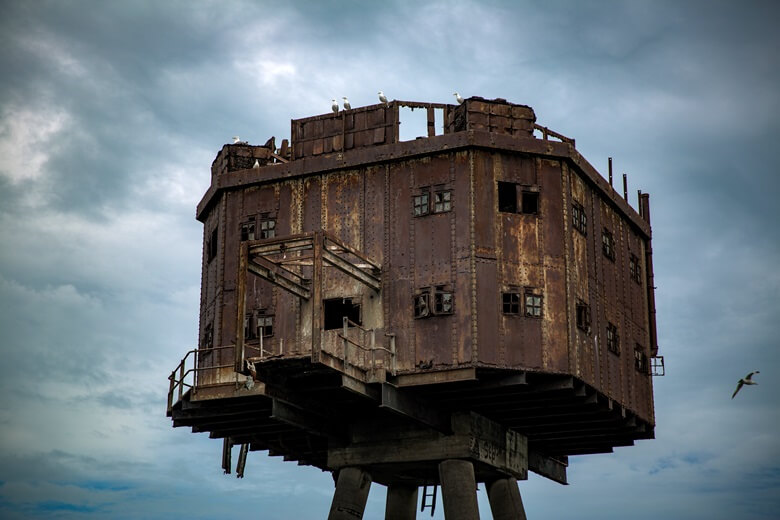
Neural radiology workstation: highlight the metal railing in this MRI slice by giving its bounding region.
[534,123,575,146]
[338,317,396,376]
[167,345,235,413]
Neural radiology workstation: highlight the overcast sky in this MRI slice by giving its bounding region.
[0,1,778,518]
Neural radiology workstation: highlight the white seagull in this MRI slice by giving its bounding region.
[732,371,759,399]
[331,99,339,113]
[378,91,388,104]
[252,159,260,169]
[232,136,240,144]
[453,92,464,104]
[342,97,351,110]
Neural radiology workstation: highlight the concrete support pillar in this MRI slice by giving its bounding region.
[486,478,527,520]
[328,467,372,520]
[438,459,480,520]
[384,485,418,520]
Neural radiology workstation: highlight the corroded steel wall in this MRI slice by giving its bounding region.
[195,98,656,422]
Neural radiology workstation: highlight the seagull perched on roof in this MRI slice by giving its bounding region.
[331,99,339,113]
[342,97,351,110]
[252,159,260,169]
[378,91,388,104]
[232,136,248,145]
[453,92,464,104]
[732,371,759,399]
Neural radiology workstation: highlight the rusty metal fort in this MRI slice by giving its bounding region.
[167,96,663,520]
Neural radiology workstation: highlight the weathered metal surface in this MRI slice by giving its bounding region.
[177,97,659,487]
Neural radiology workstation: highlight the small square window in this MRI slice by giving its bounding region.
[414,192,430,216]
[576,300,591,332]
[602,229,615,261]
[259,217,276,239]
[434,287,453,314]
[521,191,539,215]
[502,292,520,314]
[629,253,642,284]
[572,202,587,235]
[634,344,648,374]
[434,190,451,213]
[240,218,256,241]
[498,181,518,213]
[606,322,620,355]
[414,292,431,318]
[525,292,542,318]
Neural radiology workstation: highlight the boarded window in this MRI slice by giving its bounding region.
[502,292,520,314]
[323,298,361,330]
[525,292,542,318]
[606,322,619,354]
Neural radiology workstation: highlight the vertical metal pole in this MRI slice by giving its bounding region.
[370,330,376,370]
[390,335,396,376]
[343,316,349,369]
[235,242,248,372]
[622,173,628,202]
[312,233,323,363]
[178,363,184,401]
[608,157,613,187]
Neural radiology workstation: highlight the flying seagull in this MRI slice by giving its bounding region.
[453,92,464,104]
[732,371,759,399]
[342,97,351,110]
[331,99,339,113]
[378,91,388,104]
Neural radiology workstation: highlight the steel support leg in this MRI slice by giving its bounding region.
[328,467,372,520]
[384,485,418,520]
[438,459,480,520]
[486,478,527,520]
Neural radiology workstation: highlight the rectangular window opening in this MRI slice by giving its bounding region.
[399,106,429,142]
[414,291,431,318]
[240,218,256,241]
[207,228,218,262]
[576,300,591,332]
[498,181,518,213]
[202,323,214,349]
[521,190,539,214]
[634,344,648,374]
[572,202,587,235]
[259,217,276,239]
[525,292,542,318]
[602,229,615,261]
[606,322,620,355]
[323,298,361,330]
[413,191,430,217]
[502,292,520,315]
[433,190,451,213]
[629,253,642,284]
[434,286,453,315]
